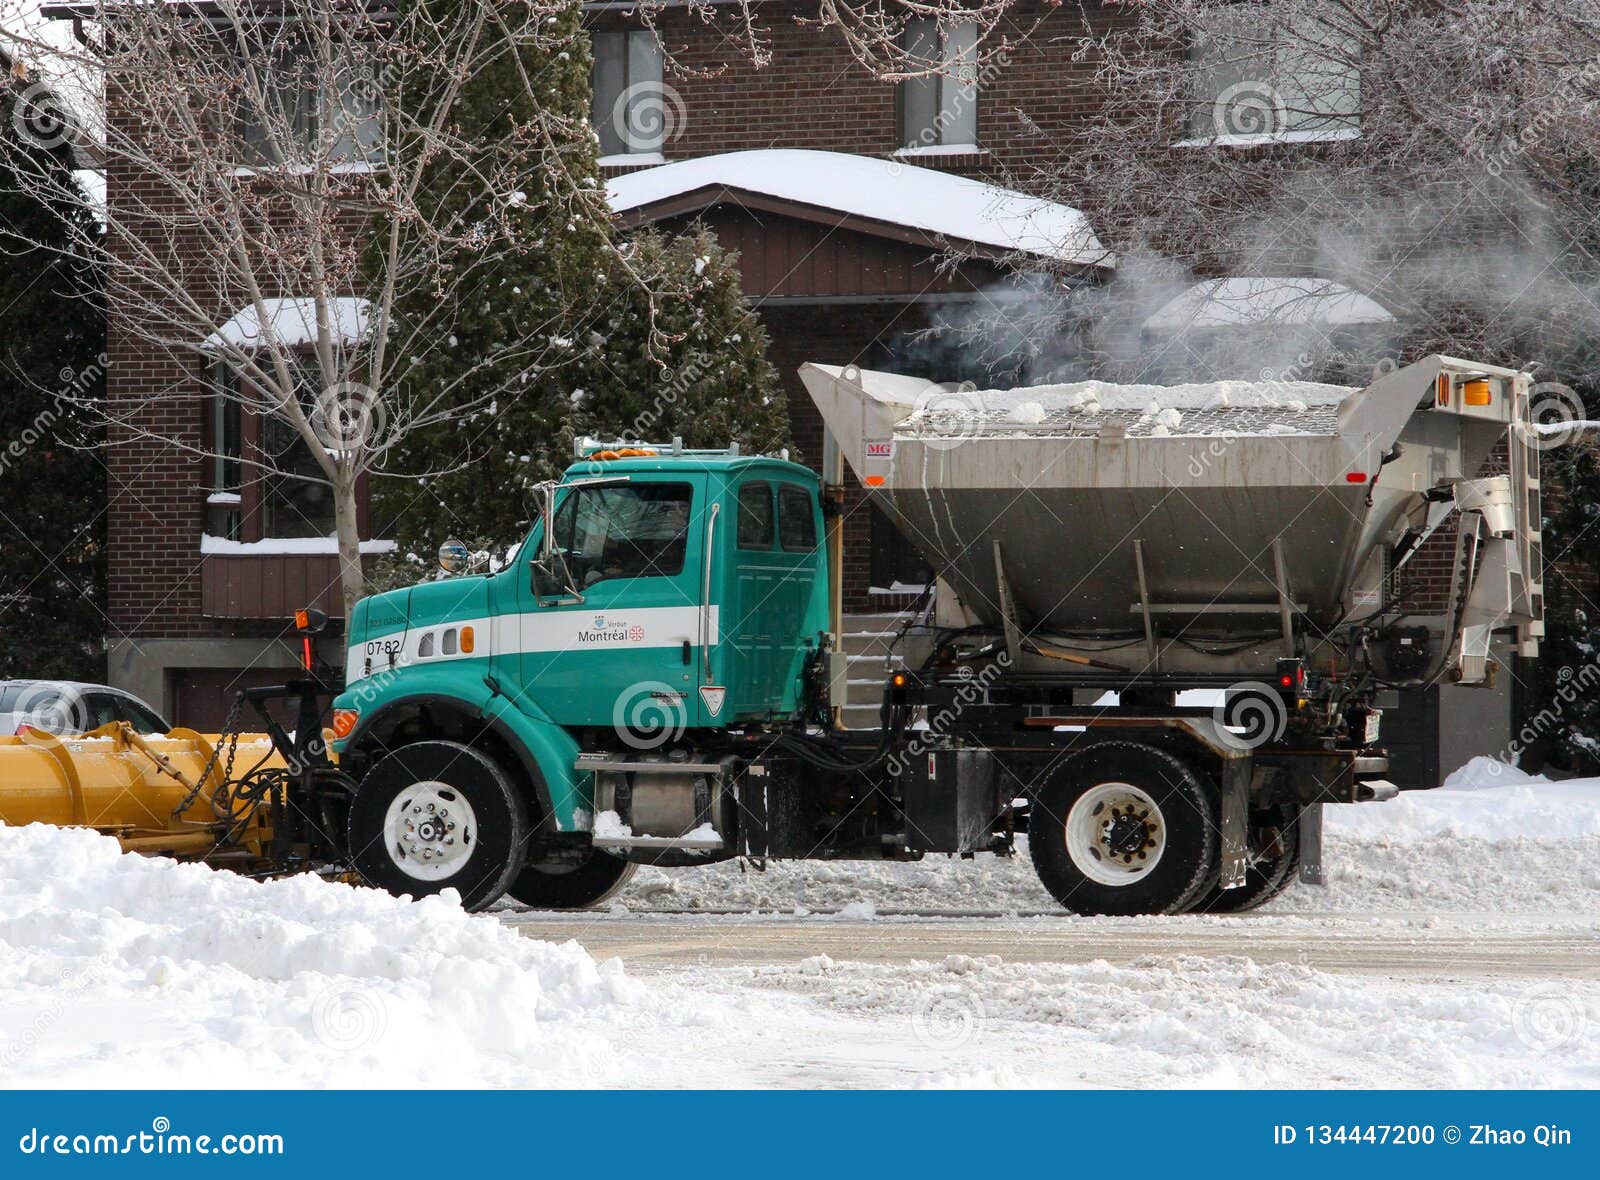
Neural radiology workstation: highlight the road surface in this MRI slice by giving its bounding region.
[503,909,1600,981]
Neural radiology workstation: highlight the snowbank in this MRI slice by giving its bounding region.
[0,823,665,1087]
[203,297,371,351]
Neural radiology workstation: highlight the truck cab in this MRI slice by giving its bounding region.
[331,442,830,909]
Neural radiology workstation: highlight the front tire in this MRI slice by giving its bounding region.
[505,848,637,910]
[1028,742,1218,916]
[347,741,528,911]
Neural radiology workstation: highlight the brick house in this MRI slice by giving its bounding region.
[74,1,1521,773]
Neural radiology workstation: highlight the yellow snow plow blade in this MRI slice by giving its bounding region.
[0,723,293,860]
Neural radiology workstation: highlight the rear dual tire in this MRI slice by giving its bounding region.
[1028,742,1218,917]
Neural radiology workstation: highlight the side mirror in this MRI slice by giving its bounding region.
[438,538,471,575]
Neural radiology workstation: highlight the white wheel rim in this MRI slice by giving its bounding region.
[382,781,478,881]
[1064,781,1166,886]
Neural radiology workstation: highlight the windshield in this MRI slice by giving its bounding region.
[549,482,693,589]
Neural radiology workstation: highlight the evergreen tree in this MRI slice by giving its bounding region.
[574,227,788,460]
[371,0,613,564]
[372,10,786,574]
[0,74,106,680]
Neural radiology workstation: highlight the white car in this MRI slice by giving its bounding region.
[0,680,170,737]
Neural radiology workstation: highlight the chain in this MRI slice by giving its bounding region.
[172,692,246,820]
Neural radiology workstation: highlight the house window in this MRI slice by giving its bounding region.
[260,362,338,539]
[1189,6,1360,142]
[897,19,979,151]
[207,362,243,539]
[237,41,383,168]
[591,30,665,159]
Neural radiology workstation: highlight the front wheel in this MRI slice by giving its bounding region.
[347,741,529,911]
[1028,741,1218,916]
[505,848,637,910]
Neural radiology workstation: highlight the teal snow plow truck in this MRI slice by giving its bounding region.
[327,355,1542,916]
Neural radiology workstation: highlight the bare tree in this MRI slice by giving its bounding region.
[0,0,1024,620]
[958,0,1600,386]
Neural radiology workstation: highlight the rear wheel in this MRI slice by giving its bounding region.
[1028,741,1218,916]
[1193,813,1301,913]
[505,848,637,910]
[347,741,528,911]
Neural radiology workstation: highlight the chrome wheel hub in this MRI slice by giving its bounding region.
[383,782,477,882]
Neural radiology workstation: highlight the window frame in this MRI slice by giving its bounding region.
[736,481,776,551]
[1182,5,1361,146]
[777,484,818,554]
[548,480,695,589]
[234,38,385,171]
[896,18,980,151]
[590,28,666,160]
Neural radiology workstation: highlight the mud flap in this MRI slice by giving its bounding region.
[1298,802,1325,885]
[1219,758,1251,889]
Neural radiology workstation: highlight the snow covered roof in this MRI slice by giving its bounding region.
[1143,277,1395,333]
[606,150,1112,268]
[203,297,372,351]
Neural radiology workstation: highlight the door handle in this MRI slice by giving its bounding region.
[682,640,692,665]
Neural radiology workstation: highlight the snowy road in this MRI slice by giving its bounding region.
[3,757,1596,1088]
[502,911,1600,981]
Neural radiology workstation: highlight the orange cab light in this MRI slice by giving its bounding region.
[1462,379,1493,406]
[331,709,359,740]
[892,672,908,687]
[460,625,475,653]
[1436,374,1450,406]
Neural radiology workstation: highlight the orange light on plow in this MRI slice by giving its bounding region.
[331,709,360,740]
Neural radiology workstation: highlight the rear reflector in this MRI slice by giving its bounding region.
[864,475,885,487]
[1345,472,1368,483]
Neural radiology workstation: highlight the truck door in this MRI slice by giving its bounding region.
[514,474,713,742]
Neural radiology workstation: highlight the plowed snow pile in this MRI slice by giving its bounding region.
[0,823,691,1087]
[616,759,1600,915]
